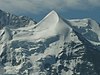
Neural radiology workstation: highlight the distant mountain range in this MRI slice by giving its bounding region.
[0,9,100,75]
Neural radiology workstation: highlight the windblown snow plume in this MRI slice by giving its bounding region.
[0,9,100,75]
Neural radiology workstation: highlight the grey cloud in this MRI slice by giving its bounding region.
[0,0,100,15]
[88,0,100,6]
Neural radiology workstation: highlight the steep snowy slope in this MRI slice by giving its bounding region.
[0,9,36,29]
[0,10,100,75]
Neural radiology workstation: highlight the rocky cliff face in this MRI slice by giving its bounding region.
[0,10,100,75]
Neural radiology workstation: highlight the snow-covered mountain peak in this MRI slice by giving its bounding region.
[47,10,58,17]
[33,10,72,40]
[35,10,59,31]
[45,10,58,19]
[0,10,100,75]
[39,10,59,23]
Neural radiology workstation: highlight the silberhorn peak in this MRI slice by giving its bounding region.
[0,10,100,75]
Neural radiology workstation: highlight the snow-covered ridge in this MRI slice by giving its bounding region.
[68,18,100,42]
[0,10,100,75]
[0,9,36,29]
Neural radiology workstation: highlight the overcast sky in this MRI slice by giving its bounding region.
[0,0,100,22]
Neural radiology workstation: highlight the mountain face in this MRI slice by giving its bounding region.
[0,10,36,29]
[0,10,100,75]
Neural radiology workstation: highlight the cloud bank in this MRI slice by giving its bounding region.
[0,0,100,15]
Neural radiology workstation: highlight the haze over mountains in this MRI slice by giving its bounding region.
[0,9,100,75]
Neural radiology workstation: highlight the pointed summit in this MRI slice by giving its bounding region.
[33,10,72,40]
[36,10,59,31]
[45,10,59,21]
[39,10,59,24]
[46,10,58,17]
